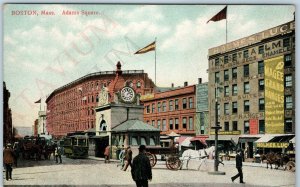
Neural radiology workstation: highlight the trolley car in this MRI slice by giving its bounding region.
[63,135,89,158]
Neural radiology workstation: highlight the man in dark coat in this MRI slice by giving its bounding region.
[231,148,245,184]
[131,145,152,187]
[3,143,15,181]
[123,146,132,171]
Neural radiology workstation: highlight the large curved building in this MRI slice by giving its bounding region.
[46,62,155,137]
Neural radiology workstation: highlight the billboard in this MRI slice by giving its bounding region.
[264,56,284,134]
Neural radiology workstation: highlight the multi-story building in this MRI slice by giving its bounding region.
[142,82,197,136]
[207,21,295,155]
[3,82,13,144]
[46,62,155,138]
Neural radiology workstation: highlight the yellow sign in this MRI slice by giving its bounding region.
[140,94,154,101]
[210,130,241,135]
[264,56,284,134]
[256,142,289,148]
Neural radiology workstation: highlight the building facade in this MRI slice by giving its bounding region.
[207,21,295,154]
[46,62,155,137]
[195,82,209,135]
[3,82,13,144]
[38,111,47,135]
[142,83,196,136]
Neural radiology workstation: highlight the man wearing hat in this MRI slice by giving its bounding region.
[3,143,15,181]
[131,145,152,187]
[231,148,245,184]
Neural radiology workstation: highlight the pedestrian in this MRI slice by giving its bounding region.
[55,145,62,164]
[131,145,152,187]
[104,145,110,163]
[13,142,20,167]
[123,146,132,171]
[231,148,245,184]
[3,143,15,181]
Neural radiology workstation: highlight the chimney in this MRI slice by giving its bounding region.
[198,78,202,84]
[116,61,122,75]
[184,82,188,87]
[171,83,174,88]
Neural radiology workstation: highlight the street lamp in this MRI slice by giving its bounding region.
[208,86,226,175]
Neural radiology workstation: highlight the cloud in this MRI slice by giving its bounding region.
[115,5,163,21]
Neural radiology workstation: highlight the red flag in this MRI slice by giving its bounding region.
[34,99,41,103]
[207,6,227,24]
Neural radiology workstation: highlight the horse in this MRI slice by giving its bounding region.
[180,146,215,170]
[260,152,281,169]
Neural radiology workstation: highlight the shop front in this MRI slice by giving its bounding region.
[255,134,295,154]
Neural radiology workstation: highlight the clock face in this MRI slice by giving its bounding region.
[120,86,135,103]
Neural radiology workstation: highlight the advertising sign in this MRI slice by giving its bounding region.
[249,119,258,134]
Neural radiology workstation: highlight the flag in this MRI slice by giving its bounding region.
[134,41,156,54]
[34,98,41,103]
[207,6,227,24]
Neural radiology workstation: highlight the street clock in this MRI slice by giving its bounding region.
[120,86,135,103]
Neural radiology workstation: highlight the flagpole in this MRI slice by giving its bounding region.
[226,6,228,44]
[40,99,41,111]
[155,37,157,85]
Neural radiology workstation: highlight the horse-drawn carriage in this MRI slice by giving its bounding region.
[145,146,182,170]
[285,150,295,172]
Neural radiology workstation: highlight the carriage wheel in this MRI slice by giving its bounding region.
[146,152,157,168]
[166,155,181,171]
[286,161,295,172]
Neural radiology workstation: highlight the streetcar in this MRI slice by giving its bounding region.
[63,135,89,158]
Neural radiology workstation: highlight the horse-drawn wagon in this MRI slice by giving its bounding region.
[145,146,181,170]
[285,150,295,172]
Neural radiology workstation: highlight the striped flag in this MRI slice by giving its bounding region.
[134,41,156,54]
[207,6,227,24]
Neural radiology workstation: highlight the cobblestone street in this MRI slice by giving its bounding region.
[2,156,295,186]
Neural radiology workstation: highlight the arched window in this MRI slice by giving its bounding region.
[137,81,141,88]
[100,119,107,131]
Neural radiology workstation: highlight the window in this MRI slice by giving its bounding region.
[189,117,194,130]
[232,121,238,131]
[224,103,229,115]
[169,100,174,111]
[189,97,193,108]
[244,64,249,77]
[141,137,146,145]
[152,103,155,113]
[285,119,293,133]
[169,119,173,130]
[232,84,238,95]
[285,75,292,87]
[232,68,237,79]
[162,119,167,131]
[157,102,161,112]
[224,55,228,64]
[146,105,150,113]
[175,118,179,129]
[215,58,219,66]
[182,117,187,129]
[259,120,265,134]
[175,99,179,110]
[215,72,220,83]
[182,98,187,109]
[259,98,265,111]
[224,86,229,96]
[259,79,264,91]
[137,81,141,88]
[232,102,238,113]
[284,54,292,67]
[258,61,264,74]
[244,100,250,112]
[162,101,166,112]
[151,120,155,126]
[150,137,155,146]
[285,96,293,109]
[243,50,249,58]
[217,104,220,116]
[224,70,229,81]
[283,38,290,47]
[157,120,161,130]
[244,82,250,94]
[224,122,229,131]
[244,121,250,134]
[258,45,264,54]
[131,137,138,146]
[232,53,237,62]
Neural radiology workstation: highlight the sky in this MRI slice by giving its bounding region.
[3,4,295,128]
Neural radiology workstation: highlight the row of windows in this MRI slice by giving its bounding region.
[217,96,293,115]
[214,39,292,66]
[147,117,194,131]
[146,97,194,114]
[221,118,293,134]
[215,54,292,83]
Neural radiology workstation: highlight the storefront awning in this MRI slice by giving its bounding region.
[239,134,263,143]
[190,136,208,145]
[290,137,296,144]
[255,134,295,148]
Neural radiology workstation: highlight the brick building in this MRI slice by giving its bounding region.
[3,82,13,144]
[207,21,295,155]
[142,82,196,136]
[46,62,155,138]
